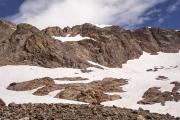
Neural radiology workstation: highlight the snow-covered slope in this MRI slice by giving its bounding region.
[102,52,180,117]
[0,52,180,116]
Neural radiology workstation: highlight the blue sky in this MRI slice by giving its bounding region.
[140,0,180,29]
[0,0,179,29]
[0,0,23,18]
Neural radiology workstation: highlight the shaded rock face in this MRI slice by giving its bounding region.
[0,20,180,68]
[0,103,177,120]
[0,98,5,107]
[7,77,127,104]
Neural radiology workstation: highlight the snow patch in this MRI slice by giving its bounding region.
[54,80,90,84]
[178,89,180,93]
[94,24,112,28]
[53,34,95,42]
[48,90,62,98]
[88,61,109,70]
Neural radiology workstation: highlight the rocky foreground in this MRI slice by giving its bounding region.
[0,103,179,120]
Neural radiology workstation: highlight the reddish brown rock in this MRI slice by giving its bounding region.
[7,77,55,91]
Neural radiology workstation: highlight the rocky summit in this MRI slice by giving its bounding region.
[0,20,179,68]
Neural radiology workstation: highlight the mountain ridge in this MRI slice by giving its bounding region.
[0,20,179,68]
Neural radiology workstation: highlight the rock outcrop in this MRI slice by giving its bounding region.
[7,77,127,104]
[56,78,127,104]
[137,87,173,106]
[7,77,56,91]
[0,20,179,68]
[138,82,180,105]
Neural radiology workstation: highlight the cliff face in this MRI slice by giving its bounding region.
[0,22,91,68]
[134,27,180,53]
[0,20,179,68]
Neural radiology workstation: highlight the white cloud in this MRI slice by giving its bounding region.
[146,9,161,16]
[9,0,167,29]
[167,1,180,13]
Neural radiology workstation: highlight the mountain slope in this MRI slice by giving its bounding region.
[0,20,179,68]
